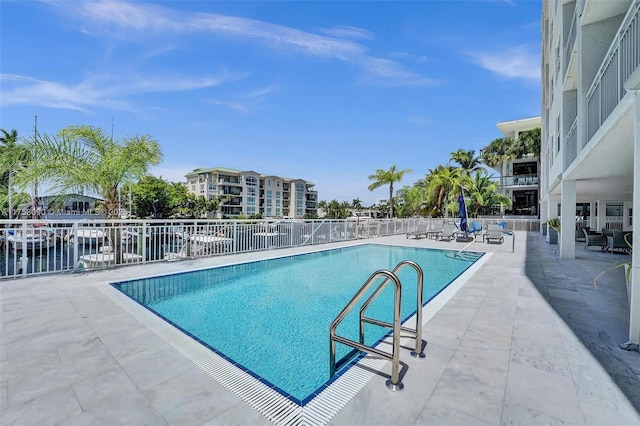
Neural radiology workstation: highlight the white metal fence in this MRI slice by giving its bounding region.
[0,217,541,279]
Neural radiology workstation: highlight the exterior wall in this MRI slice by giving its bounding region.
[541,0,638,248]
[185,167,317,219]
[542,0,640,345]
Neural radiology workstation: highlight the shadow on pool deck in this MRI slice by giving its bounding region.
[522,233,640,413]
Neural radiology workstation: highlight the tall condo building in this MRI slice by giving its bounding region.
[541,0,639,346]
[185,167,318,219]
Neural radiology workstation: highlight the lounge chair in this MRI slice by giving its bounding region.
[606,230,632,254]
[582,228,605,251]
[438,224,456,241]
[484,225,504,244]
[406,224,429,239]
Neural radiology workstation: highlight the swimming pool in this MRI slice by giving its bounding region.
[112,244,482,404]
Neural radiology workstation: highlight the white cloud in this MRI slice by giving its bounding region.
[318,25,374,41]
[47,0,432,87]
[360,58,439,86]
[0,71,242,111]
[205,84,280,113]
[466,45,540,81]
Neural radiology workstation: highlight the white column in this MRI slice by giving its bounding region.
[546,195,559,243]
[589,201,596,230]
[628,89,640,347]
[596,199,606,231]
[560,179,576,259]
[540,199,548,236]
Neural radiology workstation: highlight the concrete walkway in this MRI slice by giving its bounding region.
[1,232,638,425]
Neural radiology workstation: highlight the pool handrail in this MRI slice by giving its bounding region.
[358,260,425,358]
[329,269,404,391]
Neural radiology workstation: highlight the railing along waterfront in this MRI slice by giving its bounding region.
[0,217,541,279]
[586,2,640,142]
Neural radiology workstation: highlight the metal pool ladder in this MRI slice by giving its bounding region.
[329,260,425,391]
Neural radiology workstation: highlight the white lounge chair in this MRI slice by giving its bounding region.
[484,225,504,244]
[406,224,429,239]
[438,224,456,241]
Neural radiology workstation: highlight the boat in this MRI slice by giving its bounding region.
[6,228,56,251]
[65,228,107,246]
[189,234,234,254]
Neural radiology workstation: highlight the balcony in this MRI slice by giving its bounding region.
[218,178,242,186]
[564,118,578,170]
[497,175,539,187]
[586,2,639,142]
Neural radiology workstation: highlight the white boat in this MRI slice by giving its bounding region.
[77,252,143,270]
[6,228,56,251]
[66,228,107,246]
[189,234,234,254]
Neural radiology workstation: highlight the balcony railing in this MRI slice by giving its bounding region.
[564,4,578,75]
[586,2,640,141]
[564,118,578,170]
[495,175,539,187]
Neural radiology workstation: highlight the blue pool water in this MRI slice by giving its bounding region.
[113,244,482,403]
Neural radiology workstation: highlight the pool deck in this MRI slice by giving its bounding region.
[1,232,639,425]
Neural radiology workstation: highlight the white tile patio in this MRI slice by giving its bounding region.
[1,232,638,425]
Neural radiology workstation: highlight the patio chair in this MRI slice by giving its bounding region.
[485,224,504,244]
[467,221,483,239]
[582,228,605,251]
[406,223,429,239]
[437,224,456,241]
[606,230,632,254]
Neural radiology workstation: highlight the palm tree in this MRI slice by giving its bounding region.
[351,198,363,210]
[0,129,31,219]
[396,185,425,217]
[423,165,459,217]
[463,170,511,217]
[367,165,412,218]
[17,125,162,260]
[510,127,541,158]
[450,149,482,176]
[480,137,513,214]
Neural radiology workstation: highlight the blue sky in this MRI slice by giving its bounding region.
[1,0,541,206]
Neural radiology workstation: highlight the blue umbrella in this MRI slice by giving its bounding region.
[457,193,468,233]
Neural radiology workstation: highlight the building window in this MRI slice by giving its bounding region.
[276,191,281,199]
[246,176,257,186]
[606,203,623,216]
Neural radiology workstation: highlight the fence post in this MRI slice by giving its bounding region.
[21,221,28,277]
[142,221,147,263]
[72,222,79,271]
